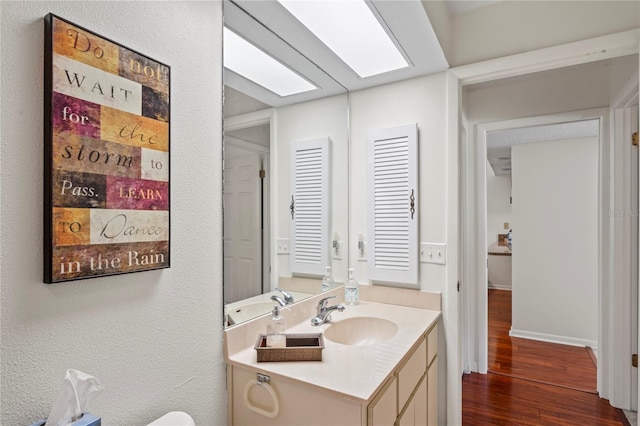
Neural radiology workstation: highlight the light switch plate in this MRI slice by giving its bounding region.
[276,238,290,255]
[420,242,446,264]
[357,241,367,262]
[332,241,342,260]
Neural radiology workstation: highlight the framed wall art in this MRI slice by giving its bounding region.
[44,14,170,283]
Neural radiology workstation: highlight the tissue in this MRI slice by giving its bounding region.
[44,369,103,426]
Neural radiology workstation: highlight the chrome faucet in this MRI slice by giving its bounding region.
[311,295,345,326]
[276,288,294,304]
[270,295,287,307]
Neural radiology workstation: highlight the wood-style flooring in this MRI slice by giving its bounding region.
[462,289,626,425]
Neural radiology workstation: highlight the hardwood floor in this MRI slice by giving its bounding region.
[487,289,597,393]
[462,289,626,425]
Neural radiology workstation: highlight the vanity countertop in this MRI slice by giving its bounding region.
[225,293,440,403]
[489,240,512,256]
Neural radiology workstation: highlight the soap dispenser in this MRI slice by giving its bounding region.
[266,306,286,348]
[344,268,359,305]
[321,266,334,291]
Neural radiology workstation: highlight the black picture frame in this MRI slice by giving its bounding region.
[44,14,171,283]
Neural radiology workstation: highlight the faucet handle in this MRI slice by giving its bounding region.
[317,295,336,311]
[276,287,294,304]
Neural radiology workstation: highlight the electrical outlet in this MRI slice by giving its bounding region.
[276,238,290,255]
[420,242,446,265]
[504,222,510,230]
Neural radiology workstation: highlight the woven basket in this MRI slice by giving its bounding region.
[254,333,324,362]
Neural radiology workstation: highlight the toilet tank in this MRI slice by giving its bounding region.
[146,411,195,426]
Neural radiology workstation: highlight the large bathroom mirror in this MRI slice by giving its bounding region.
[223,0,349,326]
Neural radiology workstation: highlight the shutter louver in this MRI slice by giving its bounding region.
[294,147,323,264]
[368,124,418,286]
[290,137,331,276]
[373,136,410,271]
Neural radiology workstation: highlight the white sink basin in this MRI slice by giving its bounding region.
[324,317,398,346]
[227,301,275,325]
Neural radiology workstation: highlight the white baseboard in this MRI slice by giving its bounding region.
[509,328,597,350]
[488,283,511,290]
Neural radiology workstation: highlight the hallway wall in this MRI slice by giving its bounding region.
[511,137,599,346]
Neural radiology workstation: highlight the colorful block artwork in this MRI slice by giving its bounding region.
[44,14,170,283]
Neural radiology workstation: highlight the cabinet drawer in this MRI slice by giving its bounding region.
[427,324,438,366]
[398,337,427,411]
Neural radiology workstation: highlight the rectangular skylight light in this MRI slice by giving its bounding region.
[223,27,317,97]
[278,0,408,78]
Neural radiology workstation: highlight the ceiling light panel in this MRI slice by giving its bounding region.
[223,27,317,97]
[278,0,408,78]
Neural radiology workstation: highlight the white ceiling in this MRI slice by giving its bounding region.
[445,0,502,16]
[487,119,600,175]
[224,0,449,107]
[226,123,270,147]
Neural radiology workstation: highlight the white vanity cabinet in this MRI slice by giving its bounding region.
[370,323,438,426]
[224,292,441,426]
[229,323,439,426]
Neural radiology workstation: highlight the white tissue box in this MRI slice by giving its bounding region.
[31,413,101,426]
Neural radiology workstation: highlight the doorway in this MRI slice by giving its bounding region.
[223,123,271,305]
[462,107,611,370]
[460,54,639,405]
[484,118,601,391]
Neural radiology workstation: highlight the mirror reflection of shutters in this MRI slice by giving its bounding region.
[290,137,331,276]
[367,124,419,287]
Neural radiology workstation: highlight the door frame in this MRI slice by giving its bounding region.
[223,152,263,303]
[448,29,639,423]
[469,107,608,372]
[225,108,275,290]
[609,68,639,410]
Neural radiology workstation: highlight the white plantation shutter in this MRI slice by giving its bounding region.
[290,137,331,276]
[367,124,419,286]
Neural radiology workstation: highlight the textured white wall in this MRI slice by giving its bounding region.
[273,94,349,283]
[348,73,448,423]
[0,2,225,425]
[349,73,448,292]
[511,138,599,345]
[486,163,511,247]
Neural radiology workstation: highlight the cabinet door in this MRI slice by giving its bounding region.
[398,397,415,426]
[398,376,426,426]
[414,377,427,426]
[369,376,397,426]
[232,366,361,425]
[427,358,438,426]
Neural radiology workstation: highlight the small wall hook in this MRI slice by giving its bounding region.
[290,196,295,219]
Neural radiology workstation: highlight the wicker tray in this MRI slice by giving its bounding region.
[254,333,324,362]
